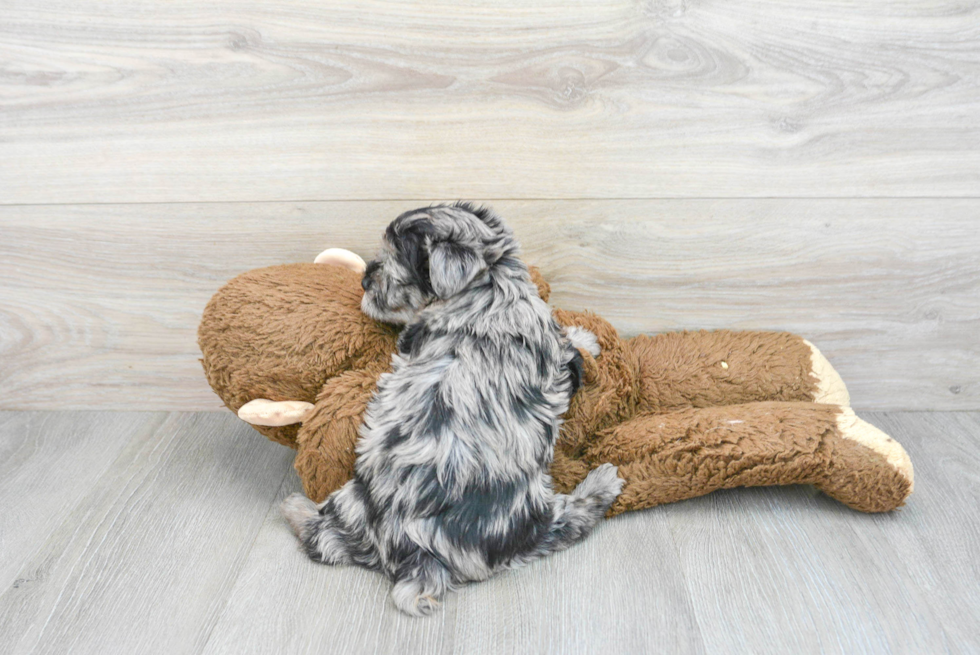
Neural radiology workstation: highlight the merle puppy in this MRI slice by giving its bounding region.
[281,203,623,616]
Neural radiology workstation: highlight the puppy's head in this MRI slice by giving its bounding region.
[360,203,516,324]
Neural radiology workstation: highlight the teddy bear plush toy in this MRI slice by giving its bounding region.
[198,249,913,515]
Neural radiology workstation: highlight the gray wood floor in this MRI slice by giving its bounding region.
[1,410,977,654]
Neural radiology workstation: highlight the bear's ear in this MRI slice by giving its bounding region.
[313,248,367,273]
[428,240,487,299]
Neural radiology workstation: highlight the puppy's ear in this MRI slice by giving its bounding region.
[428,241,486,299]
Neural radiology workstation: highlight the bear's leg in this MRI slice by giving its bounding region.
[626,330,849,414]
[583,402,912,515]
[294,366,386,503]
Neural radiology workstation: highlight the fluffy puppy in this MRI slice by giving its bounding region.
[281,203,623,616]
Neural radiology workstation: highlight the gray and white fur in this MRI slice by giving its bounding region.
[281,203,623,616]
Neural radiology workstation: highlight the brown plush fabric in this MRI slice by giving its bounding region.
[817,437,912,513]
[583,402,850,515]
[198,263,397,449]
[528,266,551,303]
[627,330,819,414]
[198,262,914,513]
[294,361,389,498]
[580,400,909,515]
[552,309,639,461]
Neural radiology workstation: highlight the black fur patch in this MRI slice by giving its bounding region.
[566,348,584,396]
[382,425,409,450]
[391,219,435,296]
[362,260,381,291]
[397,321,427,356]
[510,384,548,423]
[420,388,454,436]
[433,479,551,568]
[452,201,499,232]
[351,476,382,533]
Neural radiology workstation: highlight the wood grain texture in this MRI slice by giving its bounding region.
[0,411,162,592]
[1,0,978,203]
[0,411,976,654]
[1,199,977,411]
[663,410,980,654]
[866,411,980,650]
[201,474,704,655]
[0,412,294,655]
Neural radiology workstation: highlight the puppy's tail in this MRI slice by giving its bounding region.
[539,463,623,554]
[281,481,379,569]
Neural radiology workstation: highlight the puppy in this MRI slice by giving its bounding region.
[281,203,623,616]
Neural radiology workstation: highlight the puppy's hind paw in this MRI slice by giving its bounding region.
[280,493,318,539]
[574,463,624,509]
[391,579,442,617]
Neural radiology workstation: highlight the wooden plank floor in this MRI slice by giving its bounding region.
[1,410,977,654]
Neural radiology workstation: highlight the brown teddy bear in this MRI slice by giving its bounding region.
[198,249,913,516]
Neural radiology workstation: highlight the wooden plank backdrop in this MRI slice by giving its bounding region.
[0,0,978,203]
[1,0,978,411]
[0,199,977,411]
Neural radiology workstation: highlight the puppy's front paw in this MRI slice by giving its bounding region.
[566,326,601,357]
[574,463,624,509]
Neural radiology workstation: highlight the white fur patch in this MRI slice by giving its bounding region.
[574,463,624,503]
[566,326,601,357]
